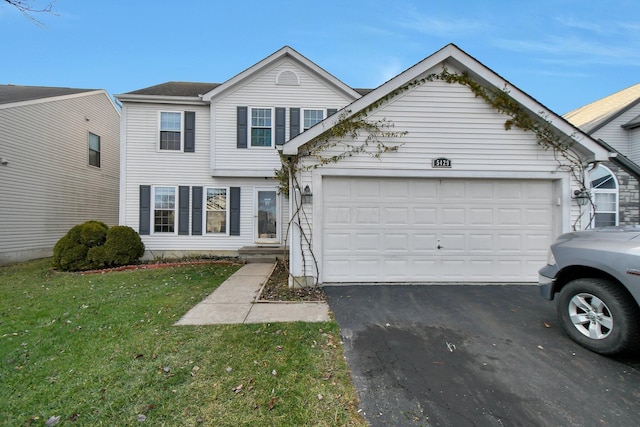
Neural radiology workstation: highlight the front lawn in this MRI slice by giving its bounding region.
[0,259,365,426]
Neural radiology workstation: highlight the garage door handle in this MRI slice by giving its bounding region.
[437,244,443,249]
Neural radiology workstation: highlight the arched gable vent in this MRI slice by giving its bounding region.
[276,70,300,86]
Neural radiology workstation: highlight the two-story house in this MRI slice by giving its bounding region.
[115,47,364,260]
[0,85,120,265]
[117,44,613,284]
[564,83,640,228]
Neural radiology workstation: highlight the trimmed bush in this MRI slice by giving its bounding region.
[52,221,109,271]
[88,226,145,268]
[53,222,144,271]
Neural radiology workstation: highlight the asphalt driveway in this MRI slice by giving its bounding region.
[324,284,640,427]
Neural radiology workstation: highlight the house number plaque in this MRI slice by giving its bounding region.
[432,158,452,168]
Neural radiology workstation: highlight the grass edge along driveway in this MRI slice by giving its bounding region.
[0,259,365,426]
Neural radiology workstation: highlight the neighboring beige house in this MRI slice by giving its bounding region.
[564,83,640,228]
[0,85,120,265]
[116,44,614,284]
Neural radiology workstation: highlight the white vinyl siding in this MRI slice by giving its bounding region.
[292,72,580,282]
[0,92,120,264]
[210,58,357,175]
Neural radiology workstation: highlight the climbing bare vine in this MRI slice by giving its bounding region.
[280,67,595,286]
[276,111,407,286]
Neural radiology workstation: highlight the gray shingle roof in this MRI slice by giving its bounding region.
[0,84,96,105]
[564,83,640,134]
[125,81,221,97]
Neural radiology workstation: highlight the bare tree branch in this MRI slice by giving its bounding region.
[4,0,57,26]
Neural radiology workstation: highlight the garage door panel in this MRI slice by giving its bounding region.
[384,207,409,225]
[413,233,438,251]
[384,233,410,251]
[322,177,555,282]
[356,207,380,224]
[441,208,465,225]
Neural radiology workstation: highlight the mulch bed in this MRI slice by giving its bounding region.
[258,259,326,302]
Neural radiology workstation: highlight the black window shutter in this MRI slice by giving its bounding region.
[139,185,151,235]
[290,107,300,139]
[230,187,241,236]
[184,111,195,152]
[192,186,203,235]
[275,107,286,146]
[327,108,338,116]
[237,106,248,149]
[178,186,190,235]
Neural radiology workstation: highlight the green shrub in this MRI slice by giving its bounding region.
[87,226,145,268]
[53,222,145,272]
[52,221,109,271]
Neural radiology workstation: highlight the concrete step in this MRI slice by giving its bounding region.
[238,246,287,264]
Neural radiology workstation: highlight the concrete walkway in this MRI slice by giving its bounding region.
[175,263,331,325]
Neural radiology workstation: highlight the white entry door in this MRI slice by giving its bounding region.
[254,188,280,245]
[322,177,556,283]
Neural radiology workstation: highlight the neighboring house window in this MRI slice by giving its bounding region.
[88,132,100,167]
[206,188,228,234]
[160,112,182,150]
[303,109,324,131]
[589,164,618,228]
[154,187,176,233]
[251,108,272,147]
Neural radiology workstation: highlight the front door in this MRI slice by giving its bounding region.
[254,188,280,244]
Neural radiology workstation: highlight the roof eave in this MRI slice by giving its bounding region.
[114,93,206,105]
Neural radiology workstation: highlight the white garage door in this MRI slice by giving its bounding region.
[322,177,555,283]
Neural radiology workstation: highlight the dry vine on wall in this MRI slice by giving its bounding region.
[277,68,596,286]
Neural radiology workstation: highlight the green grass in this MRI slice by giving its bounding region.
[0,259,365,426]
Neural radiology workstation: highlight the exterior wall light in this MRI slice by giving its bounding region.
[573,189,590,206]
[301,185,313,204]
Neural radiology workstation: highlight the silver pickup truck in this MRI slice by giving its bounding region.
[539,227,640,355]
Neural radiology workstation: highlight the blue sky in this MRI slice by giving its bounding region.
[1,0,639,114]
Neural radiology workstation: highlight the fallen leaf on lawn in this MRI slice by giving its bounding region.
[45,416,60,426]
[137,414,146,422]
[163,366,171,373]
[268,396,276,410]
[275,345,282,352]
[140,404,155,414]
[233,384,243,394]
[191,366,200,376]
[272,369,277,376]
[537,345,544,350]
[544,322,551,328]
[69,413,79,422]
[134,354,144,359]
[318,394,323,400]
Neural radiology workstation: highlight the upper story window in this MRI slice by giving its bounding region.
[251,108,273,147]
[589,164,618,228]
[303,109,324,131]
[160,112,182,150]
[88,132,100,167]
[153,186,176,233]
[206,188,228,234]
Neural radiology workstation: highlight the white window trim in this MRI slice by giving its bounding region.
[158,111,184,152]
[302,108,326,132]
[88,131,100,168]
[152,185,178,234]
[204,186,230,236]
[249,106,274,148]
[589,165,619,228]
